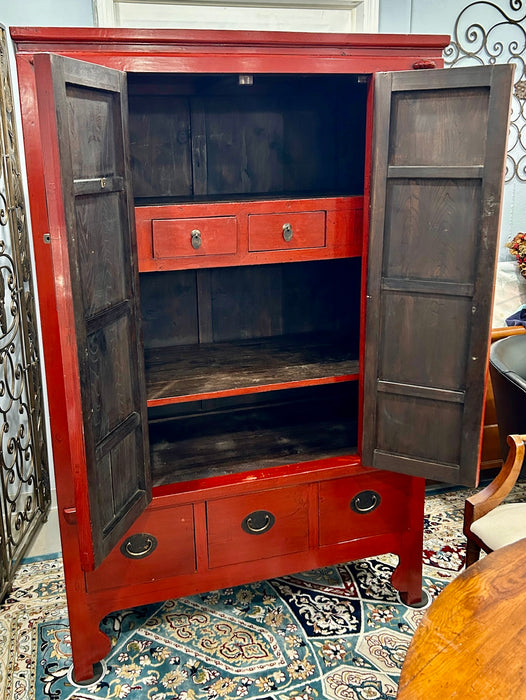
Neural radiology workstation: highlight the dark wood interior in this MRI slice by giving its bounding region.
[129,71,367,487]
[129,73,367,487]
[149,383,359,485]
[128,73,368,204]
[141,257,362,480]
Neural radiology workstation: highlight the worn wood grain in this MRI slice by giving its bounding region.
[145,333,359,405]
[149,387,357,484]
[398,539,526,699]
[127,73,367,203]
[362,65,513,487]
[34,53,151,571]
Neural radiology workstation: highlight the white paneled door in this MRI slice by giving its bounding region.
[92,0,379,32]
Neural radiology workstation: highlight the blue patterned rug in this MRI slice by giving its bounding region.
[2,485,522,700]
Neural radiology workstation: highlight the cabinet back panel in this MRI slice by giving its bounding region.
[128,95,192,199]
[140,269,199,347]
[140,259,361,349]
[128,74,367,202]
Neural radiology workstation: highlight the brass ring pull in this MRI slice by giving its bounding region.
[246,514,270,533]
[241,510,276,535]
[350,490,381,514]
[120,533,158,559]
[191,229,202,249]
[282,223,293,242]
[125,537,154,557]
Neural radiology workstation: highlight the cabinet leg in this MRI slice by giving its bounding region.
[391,477,425,606]
[391,545,423,607]
[69,615,111,683]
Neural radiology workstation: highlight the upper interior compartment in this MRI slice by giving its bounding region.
[127,73,368,204]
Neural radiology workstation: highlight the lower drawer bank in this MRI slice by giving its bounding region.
[84,467,422,597]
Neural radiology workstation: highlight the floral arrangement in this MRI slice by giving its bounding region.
[507,232,526,279]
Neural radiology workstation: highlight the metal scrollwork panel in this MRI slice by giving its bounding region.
[445,0,526,182]
[0,26,50,601]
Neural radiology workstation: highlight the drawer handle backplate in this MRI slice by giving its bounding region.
[121,533,158,559]
[242,510,276,535]
[350,490,381,514]
[191,229,202,249]
[282,223,293,242]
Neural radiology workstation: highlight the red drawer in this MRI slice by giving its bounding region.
[319,473,410,546]
[152,216,237,258]
[207,486,310,568]
[248,210,326,252]
[85,503,195,591]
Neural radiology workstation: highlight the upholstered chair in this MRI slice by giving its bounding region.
[463,333,526,566]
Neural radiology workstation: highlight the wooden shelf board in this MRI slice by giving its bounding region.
[145,334,359,406]
[150,413,357,486]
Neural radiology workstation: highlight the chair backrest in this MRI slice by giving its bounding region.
[489,334,526,460]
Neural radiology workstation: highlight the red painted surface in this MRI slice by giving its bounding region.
[136,196,363,271]
[10,27,449,681]
[207,485,311,568]
[319,472,413,546]
[146,374,360,409]
[153,215,238,258]
[86,503,196,592]
[248,210,326,252]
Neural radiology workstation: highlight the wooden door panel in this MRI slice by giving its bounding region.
[96,426,144,533]
[375,395,463,471]
[87,313,138,440]
[76,193,128,314]
[35,53,151,569]
[379,294,471,389]
[384,180,480,283]
[389,87,489,167]
[363,64,514,486]
[67,84,119,178]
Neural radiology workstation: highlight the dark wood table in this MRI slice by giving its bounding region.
[397,538,526,699]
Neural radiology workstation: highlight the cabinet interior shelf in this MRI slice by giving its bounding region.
[145,333,359,406]
[149,385,357,485]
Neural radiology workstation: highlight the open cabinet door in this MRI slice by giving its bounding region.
[362,64,513,487]
[34,53,151,570]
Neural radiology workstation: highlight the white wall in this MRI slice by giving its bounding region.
[1,0,93,28]
[379,0,467,34]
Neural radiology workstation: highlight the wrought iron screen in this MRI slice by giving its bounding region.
[0,27,50,601]
[445,0,526,183]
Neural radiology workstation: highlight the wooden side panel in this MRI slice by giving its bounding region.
[362,65,514,486]
[35,53,151,569]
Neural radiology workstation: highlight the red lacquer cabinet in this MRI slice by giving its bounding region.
[11,27,512,681]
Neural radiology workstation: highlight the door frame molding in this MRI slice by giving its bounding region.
[92,0,379,32]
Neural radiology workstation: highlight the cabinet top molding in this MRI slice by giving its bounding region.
[10,26,450,53]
